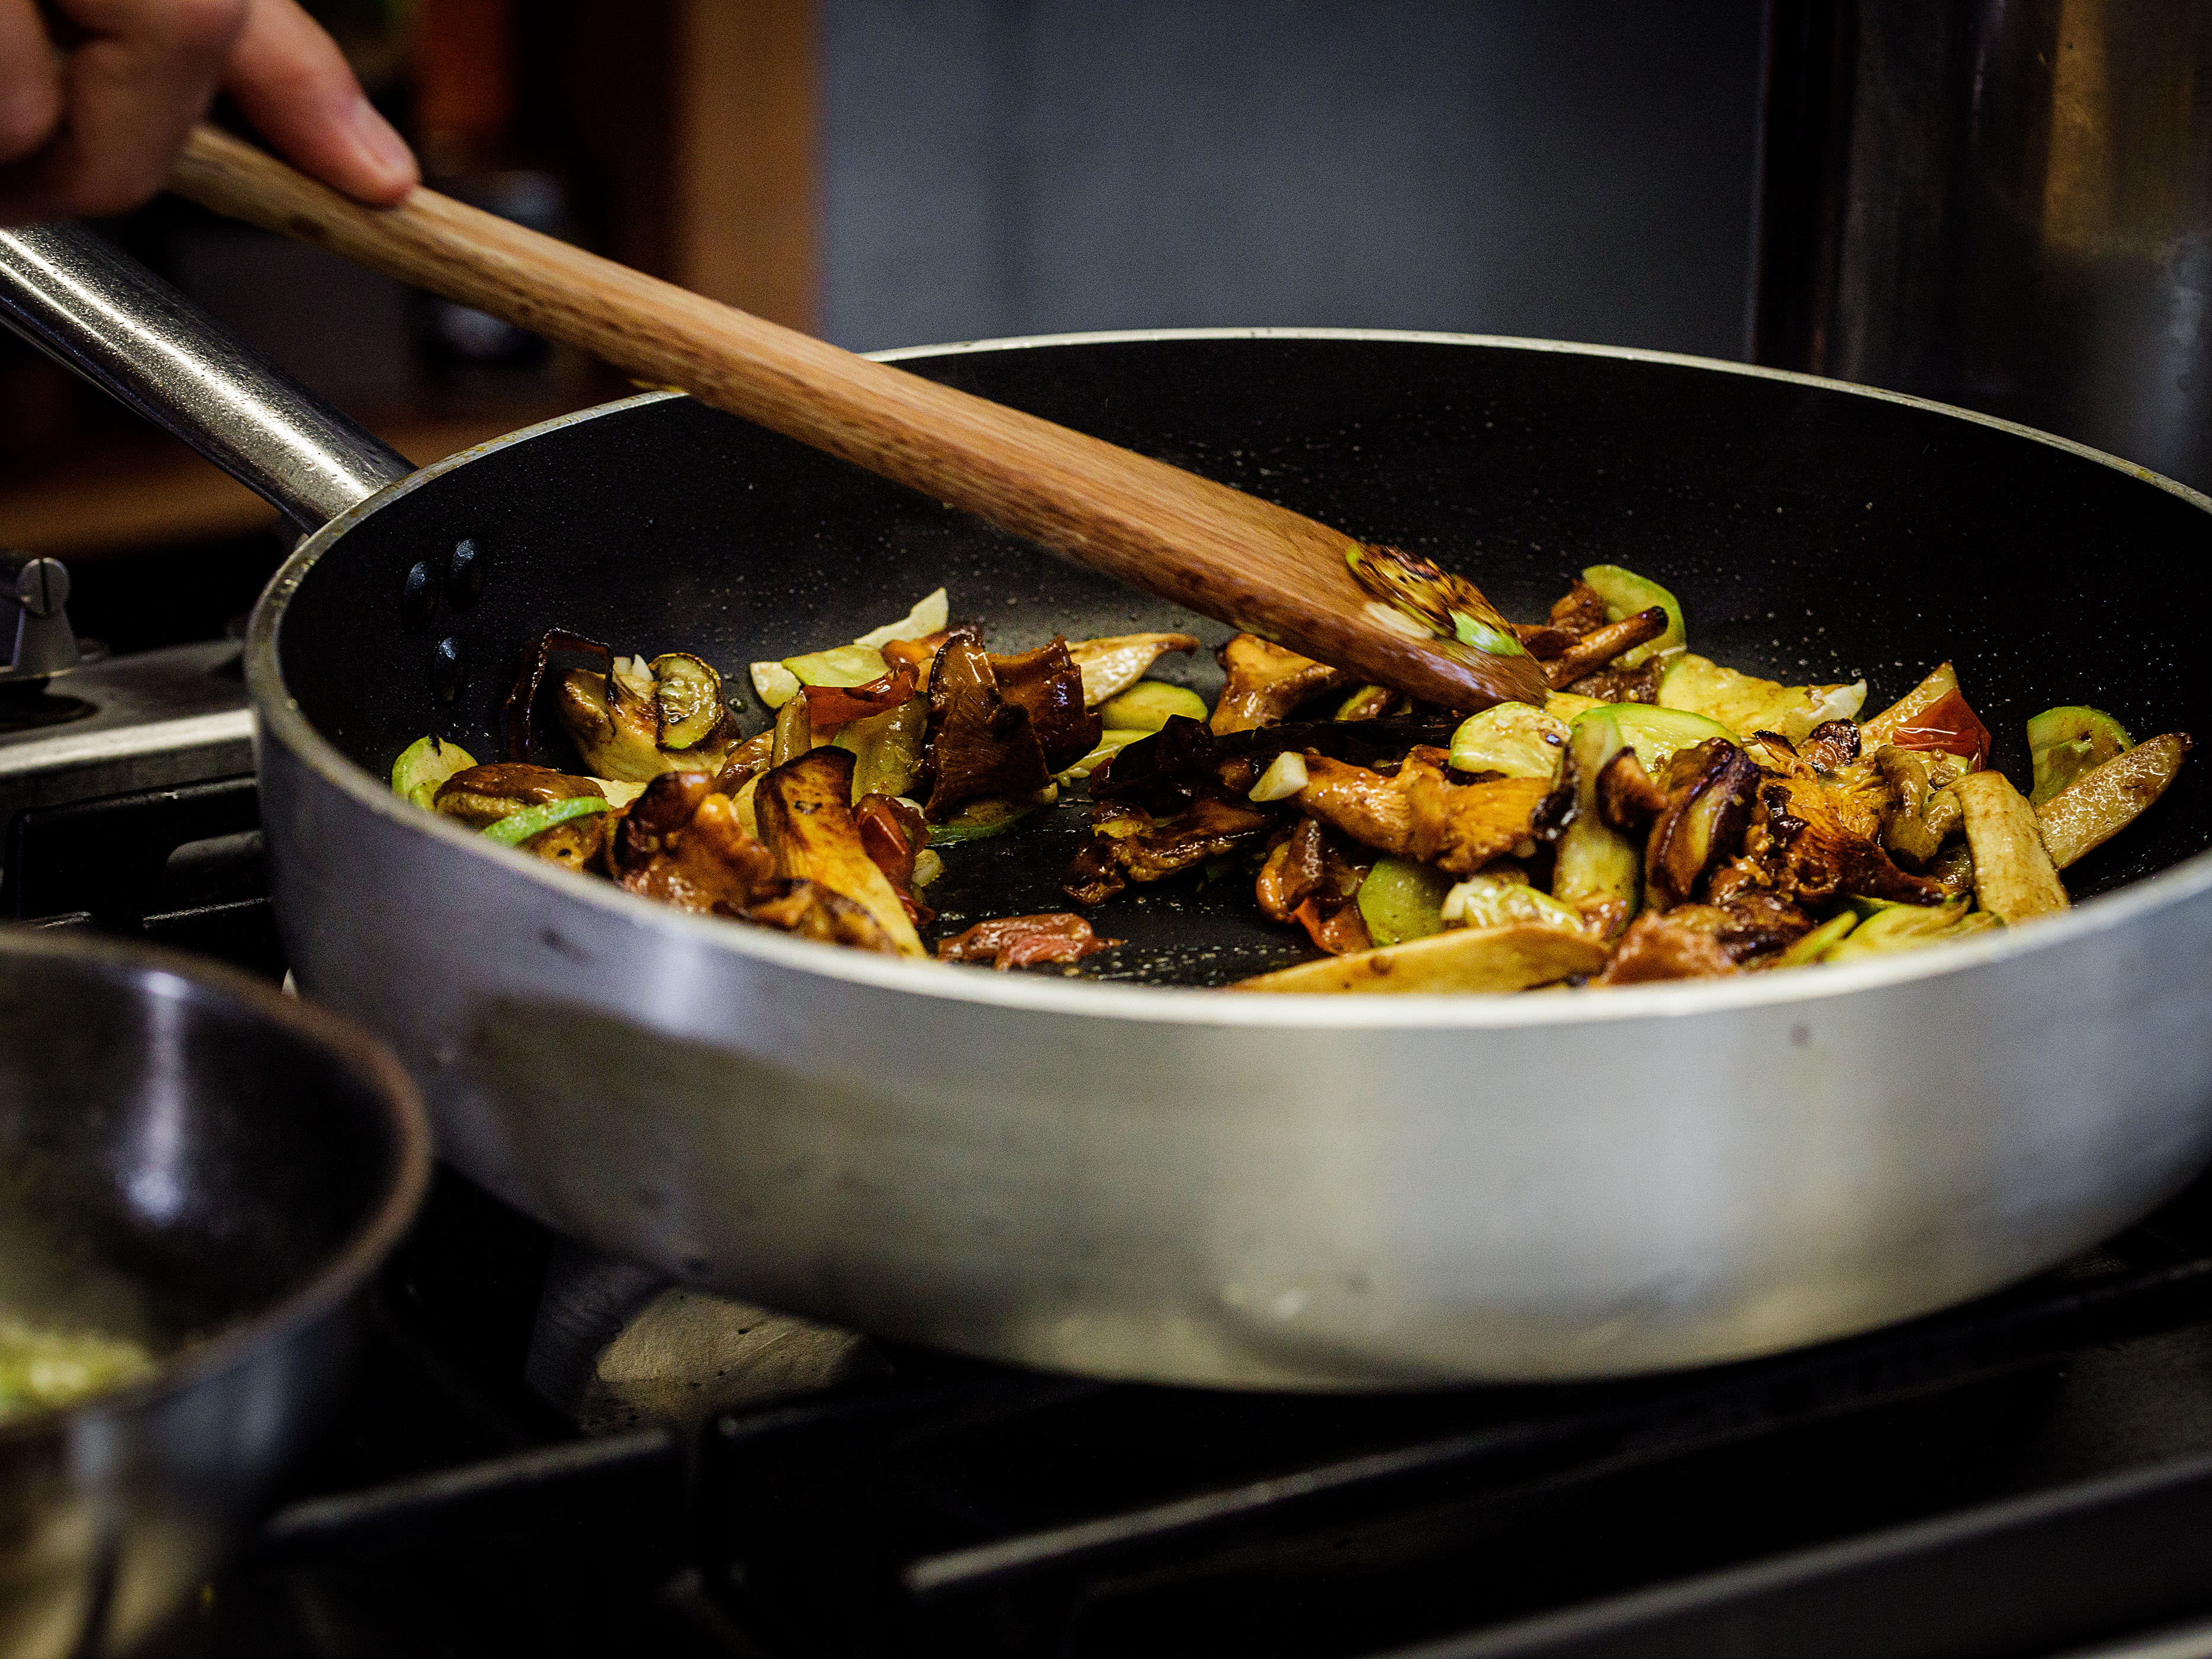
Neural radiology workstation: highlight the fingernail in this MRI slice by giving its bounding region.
[348,96,418,191]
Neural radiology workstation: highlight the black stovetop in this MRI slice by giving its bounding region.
[18,751,2212,1659]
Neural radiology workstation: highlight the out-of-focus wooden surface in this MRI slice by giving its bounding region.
[0,408,571,558]
[672,0,818,332]
[0,0,822,563]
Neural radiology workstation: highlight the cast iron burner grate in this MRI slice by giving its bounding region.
[31,763,2212,1659]
[132,1154,2212,1659]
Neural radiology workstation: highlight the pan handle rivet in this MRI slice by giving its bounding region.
[401,560,438,629]
[447,538,486,607]
[431,635,465,701]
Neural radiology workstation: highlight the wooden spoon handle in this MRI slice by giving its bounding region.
[169,126,1541,709]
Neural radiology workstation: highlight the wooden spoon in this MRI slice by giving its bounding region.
[168,126,1545,709]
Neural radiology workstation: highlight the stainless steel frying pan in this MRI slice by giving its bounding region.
[4,223,2208,1390]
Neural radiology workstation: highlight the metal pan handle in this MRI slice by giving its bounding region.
[0,222,410,530]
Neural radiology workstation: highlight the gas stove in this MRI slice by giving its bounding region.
[13,624,2212,1659]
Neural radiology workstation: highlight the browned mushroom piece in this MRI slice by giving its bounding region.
[1643,739,1763,909]
[1702,859,1816,960]
[753,748,926,955]
[607,772,777,915]
[1061,794,1283,905]
[1064,632,1202,706]
[921,627,1053,815]
[1874,746,1968,867]
[988,638,1102,773]
[1546,578,1613,636]
[1565,659,1664,703]
[556,664,737,783]
[1743,772,1948,908]
[1800,719,1863,773]
[1541,607,1669,690]
[742,880,905,950]
[1595,750,1669,834]
[1294,748,1568,876]
[1209,634,1357,734]
[433,763,606,828]
[1509,623,1579,660]
[1599,907,1741,983]
[518,812,610,871]
[712,729,776,795]
[1254,816,1363,920]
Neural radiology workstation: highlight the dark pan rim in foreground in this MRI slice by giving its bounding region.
[244,328,2212,1031]
[0,928,431,1445]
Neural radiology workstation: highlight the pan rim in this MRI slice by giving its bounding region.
[247,326,2212,1030]
[0,928,431,1445]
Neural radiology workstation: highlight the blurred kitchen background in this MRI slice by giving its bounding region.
[0,0,1771,655]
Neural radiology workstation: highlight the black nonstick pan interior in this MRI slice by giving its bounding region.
[273,334,2212,984]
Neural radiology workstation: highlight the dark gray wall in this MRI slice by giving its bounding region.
[822,0,1766,356]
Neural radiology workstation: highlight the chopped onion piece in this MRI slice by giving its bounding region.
[853,588,949,649]
[751,661,802,709]
[1249,750,1310,802]
[610,654,655,703]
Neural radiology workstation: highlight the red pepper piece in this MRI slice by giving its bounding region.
[1888,687,1992,768]
[801,664,918,726]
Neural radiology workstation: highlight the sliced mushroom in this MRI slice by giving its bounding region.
[1233,923,1606,994]
[1743,772,1947,908]
[2036,732,2191,869]
[1563,658,1663,703]
[1643,739,1762,909]
[1064,632,1202,707]
[1541,607,1668,689]
[1545,577,1613,636]
[1597,907,1739,983]
[1596,748,1669,834]
[608,771,779,915]
[1873,745,1968,867]
[922,628,1054,816]
[712,729,776,795]
[433,763,605,829]
[518,811,610,870]
[1061,793,1282,905]
[1800,719,1862,773]
[1952,771,2069,924]
[1209,634,1357,734]
[771,692,817,767]
[989,638,1101,773]
[754,747,926,956]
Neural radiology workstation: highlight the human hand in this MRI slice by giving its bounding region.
[0,0,417,225]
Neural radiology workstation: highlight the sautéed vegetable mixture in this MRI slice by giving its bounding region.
[389,553,2189,993]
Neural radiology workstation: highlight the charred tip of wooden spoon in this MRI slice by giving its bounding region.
[1339,541,1547,708]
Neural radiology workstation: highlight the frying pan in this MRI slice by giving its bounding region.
[0,929,428,1659]
[4,224,2210,1389]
